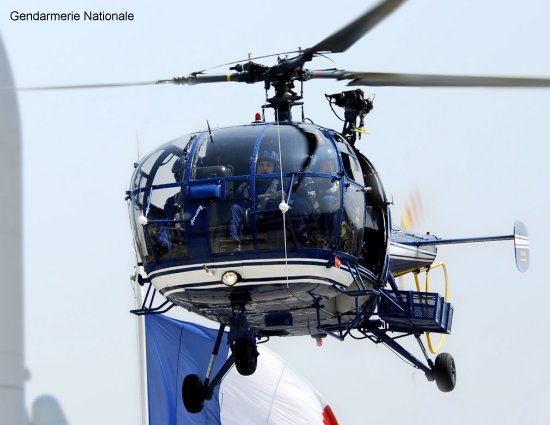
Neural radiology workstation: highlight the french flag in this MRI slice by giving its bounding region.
[145,314,339,424]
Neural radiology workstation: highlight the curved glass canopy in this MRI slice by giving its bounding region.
[128,122,387,278]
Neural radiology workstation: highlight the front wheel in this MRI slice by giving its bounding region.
[182,374,206,413]
[232,338,258,376]
[433,352,456,392]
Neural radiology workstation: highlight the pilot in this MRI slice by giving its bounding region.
[314,157,339,212]
[229,150,282,247]
[315,157,339,242]
[291,154,339,247]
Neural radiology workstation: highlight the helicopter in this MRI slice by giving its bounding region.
[19,0,545,416]
[119,0,544,414]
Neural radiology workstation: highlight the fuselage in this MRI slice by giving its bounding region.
[128,122,436,336]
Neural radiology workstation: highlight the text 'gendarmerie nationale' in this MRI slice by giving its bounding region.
[10,11,135,21]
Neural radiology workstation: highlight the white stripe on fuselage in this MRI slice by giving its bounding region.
[150,258,355,295]
[147,257,330,279]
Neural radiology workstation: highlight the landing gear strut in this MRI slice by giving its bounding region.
[181,323,234,414]
[376,332,457,392]
[181,303,258,414]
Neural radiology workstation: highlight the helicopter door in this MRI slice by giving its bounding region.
[337,144,365,258]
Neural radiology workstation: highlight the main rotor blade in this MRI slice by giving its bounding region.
[159,73,251,85]
[310,0,407,54]
[307,70,550,87]
[13,72,253,91]
[344,72,550,87]
[15,80,159,91]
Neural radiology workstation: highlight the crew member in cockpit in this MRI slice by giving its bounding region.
[229,150,282,249]
[164,157,185,220]
[315,157,340,242]
[314,157,339,212]
[291,154,339,247]
[157,157,186,252]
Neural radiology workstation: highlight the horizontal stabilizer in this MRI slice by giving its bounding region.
[402,221,529,272]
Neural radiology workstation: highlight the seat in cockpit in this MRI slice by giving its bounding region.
[194,165,233,180]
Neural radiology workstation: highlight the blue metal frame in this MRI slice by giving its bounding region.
[130,279,176,316]
[313,264,409,340]
[249,123,274,250]
[129,122,394,279]
[312,262,437,375]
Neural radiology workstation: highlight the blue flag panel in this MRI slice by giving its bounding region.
[145,315,230,425]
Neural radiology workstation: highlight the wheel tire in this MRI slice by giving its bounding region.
[182,374,205,414]
[434,352,457,392]
[233,338,258,376]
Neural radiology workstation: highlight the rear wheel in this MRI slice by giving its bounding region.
[232,338,258,376]
[433,352,456,392]
[182,374,206,413]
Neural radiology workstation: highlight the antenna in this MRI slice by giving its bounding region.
[136,130,141,161]
[206,120,214,143]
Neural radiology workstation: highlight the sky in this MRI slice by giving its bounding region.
[1,0,550,424]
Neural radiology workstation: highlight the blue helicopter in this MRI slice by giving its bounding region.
[116,0,541,414]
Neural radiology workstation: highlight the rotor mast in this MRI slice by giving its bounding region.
[263,55,308,122]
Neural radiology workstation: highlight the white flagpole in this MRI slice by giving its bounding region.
[132,268,149,425]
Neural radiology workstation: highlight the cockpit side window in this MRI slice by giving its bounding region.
[326,130,362,185]
[340,152,364,185]
[130,135,196,265]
